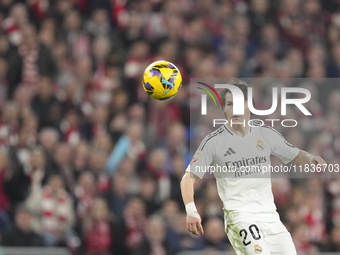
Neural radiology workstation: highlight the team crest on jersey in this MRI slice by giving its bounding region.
[256,140,265,151]
[254,244,262,254]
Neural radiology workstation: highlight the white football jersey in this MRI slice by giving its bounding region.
[186,121,299,224]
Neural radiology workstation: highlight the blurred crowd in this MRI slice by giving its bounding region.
[0,0,339,254]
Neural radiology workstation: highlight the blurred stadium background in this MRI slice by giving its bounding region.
[0,0,339,254]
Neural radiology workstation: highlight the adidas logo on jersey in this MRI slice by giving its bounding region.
[224,147,236,156]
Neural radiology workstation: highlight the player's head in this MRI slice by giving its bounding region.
[219,78,254,123]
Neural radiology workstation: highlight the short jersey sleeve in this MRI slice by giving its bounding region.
[264,126,300,164]
[185,135,215,179]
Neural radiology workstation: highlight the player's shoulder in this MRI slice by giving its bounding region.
[198,125,228,151]
[203,125,228,140]
[251,120,284,138]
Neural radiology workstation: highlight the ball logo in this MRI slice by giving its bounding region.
[254,244,262,254]
[256,140,265,151]
[161,78,174,89]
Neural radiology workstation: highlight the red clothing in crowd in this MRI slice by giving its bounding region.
[86,221,112,255]
[0,169,9,211]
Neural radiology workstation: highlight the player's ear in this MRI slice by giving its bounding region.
[249,98,256,117]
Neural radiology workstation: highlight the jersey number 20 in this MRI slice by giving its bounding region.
[239,224,261,246]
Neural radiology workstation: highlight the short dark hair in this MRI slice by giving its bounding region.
[219,78,255,109]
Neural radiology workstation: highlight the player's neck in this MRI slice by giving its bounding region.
[227,122,250,137]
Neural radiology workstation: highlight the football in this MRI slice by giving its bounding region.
[142,60,182,100]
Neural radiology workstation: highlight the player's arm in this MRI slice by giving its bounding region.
[180,171,204,235]
[182,134,215,235]
[265,126,327,167]
[290,150,327,166]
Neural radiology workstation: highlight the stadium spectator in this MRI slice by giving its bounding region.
[31,77,62,129]
[26,173,75,246]
[106,121,145,175]
[0,210,11,236]
[7,24,58,98]
[325,226,340,251]
[51,143,75,193]
[1,205,44,247]
[74,171,97,220]
[25,147,48,193]
[104,171,130,217]
[133,216,174,255]
[0,0,338,254]
[83,197,113,255]
[0,102,19,147]
[169,155,186,207]
[194,217,229,251]
[2,4,28,46]
[0,151,10,211]
[165,212,197,252]
[119,195,147,254]
[138,173,160,216]
[62,9,90,60]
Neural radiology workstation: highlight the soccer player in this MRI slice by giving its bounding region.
[181,79,327,255]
